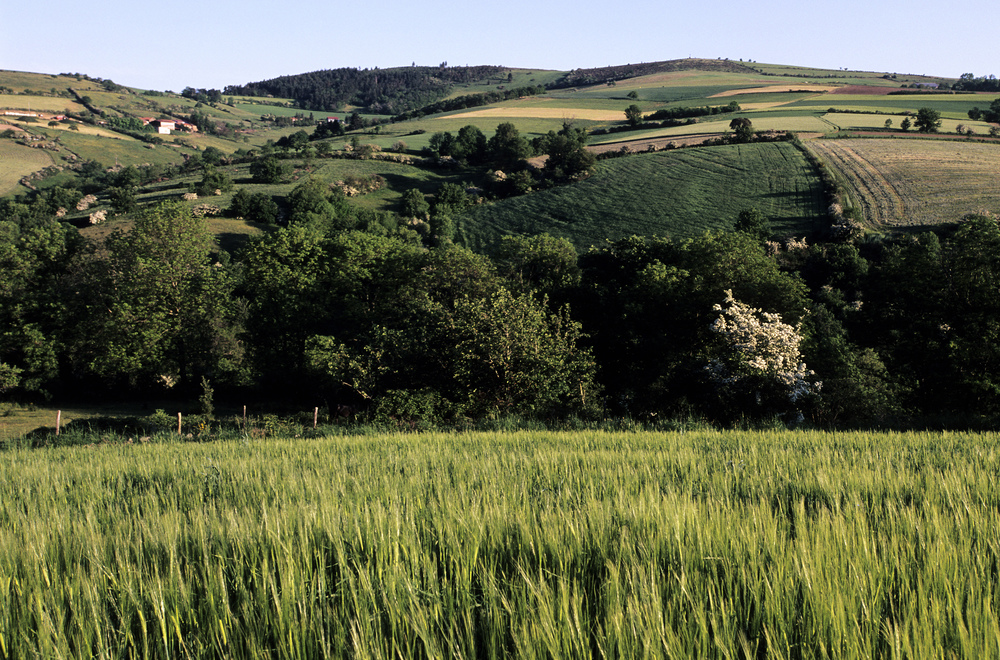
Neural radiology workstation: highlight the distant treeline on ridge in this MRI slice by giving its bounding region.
[223,65,507,114]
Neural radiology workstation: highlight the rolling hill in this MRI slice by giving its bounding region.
[2,58,998,242]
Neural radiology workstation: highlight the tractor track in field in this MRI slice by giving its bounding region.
[807,140,905,227]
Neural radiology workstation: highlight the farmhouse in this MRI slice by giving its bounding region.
[150,119,175,134]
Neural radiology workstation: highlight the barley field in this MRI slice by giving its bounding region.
[807,138,1000,227]
[2,428,998,658]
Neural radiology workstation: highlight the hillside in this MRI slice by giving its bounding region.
[2,58,997,241]
[456,141,827,251]
[222,65,513,114]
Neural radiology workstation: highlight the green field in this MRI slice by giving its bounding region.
[456,141,827,251]
[787,93,997,117]
[1,428,997,658]
[0,139,54,195]
[823,112,997,134]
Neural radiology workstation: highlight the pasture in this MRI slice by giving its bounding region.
[823,112,996,134]
[0,140,53,195]
[807,138,1000,227]
[786,93,996,118]
[456,142,826,251]
[0,94,84,114]
[1,428,997,658]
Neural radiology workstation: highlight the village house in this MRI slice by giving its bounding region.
[150,119,175,134]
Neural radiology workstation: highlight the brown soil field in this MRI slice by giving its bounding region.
[808,138,1000,227]
[710,85,840,97]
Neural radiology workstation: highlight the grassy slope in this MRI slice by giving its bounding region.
[0,139,54,195]
[456,141,826,251]
[4,63,981,241]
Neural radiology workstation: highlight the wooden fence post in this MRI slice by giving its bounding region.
[56,410,61,436]
[314,406,319,429]
[178,412,182,435]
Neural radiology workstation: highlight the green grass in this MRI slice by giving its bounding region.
[823,112,996,133]
[1,428,998,658]
[456,142,827,251]
[787,94,995,117]
[0,139,53,195]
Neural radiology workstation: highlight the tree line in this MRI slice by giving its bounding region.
[222,65,507,114]
[5,184,1000,428]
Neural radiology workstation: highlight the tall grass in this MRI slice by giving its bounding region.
[1,429,998,658]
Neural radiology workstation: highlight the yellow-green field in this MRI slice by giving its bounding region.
[1,428,998,658]
[823,112,996,134]
[0,139,54,195]
[0,94,84,114]
[808,138,1000,227]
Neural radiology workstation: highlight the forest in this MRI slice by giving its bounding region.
[222,65,508,114]
[3,179,1000,429]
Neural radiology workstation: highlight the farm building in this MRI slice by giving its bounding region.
[150,119,175,134]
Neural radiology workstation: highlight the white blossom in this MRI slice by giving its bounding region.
[707,290,820,404]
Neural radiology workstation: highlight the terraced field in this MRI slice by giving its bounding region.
[808,138,1000,227]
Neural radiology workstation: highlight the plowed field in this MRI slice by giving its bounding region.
[807,139,1000,227]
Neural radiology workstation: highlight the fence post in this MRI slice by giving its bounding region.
[56,410,61,436]
[178,412,182,436]
[314,406,319,429]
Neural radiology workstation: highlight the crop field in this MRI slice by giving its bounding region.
[587,112,835,148]
[1,428,998,658]
[786,94,995,117]
[709,83,840,97]
[442,106,626,121]
[457,142,826,251]
[0,140,53,195]
[807,138,1000,227]
[822,112,996,134]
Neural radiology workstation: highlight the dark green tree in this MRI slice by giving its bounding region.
[450,125,488,163]
[914,107,942,133]
[492,233,581,297]
[250,156,286,184]
[0,217,80,396]
[624,104,644,127]
[486,122,531,169]
[228,189,279,224]
[401,188,430,219]
[734,207,772,241]
[190,166,233,196]
[73,203,246,389]
[729,117,754,143]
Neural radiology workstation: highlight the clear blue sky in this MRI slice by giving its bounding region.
[2,0,996,92]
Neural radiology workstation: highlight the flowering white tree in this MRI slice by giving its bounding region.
[706,290,820,419]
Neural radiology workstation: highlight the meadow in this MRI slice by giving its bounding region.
[1,428,998,658]
[0,140,53,195]
[807,138,1000,227]
[456,141,827,251]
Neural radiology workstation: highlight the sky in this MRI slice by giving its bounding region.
[2,0,996,92]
